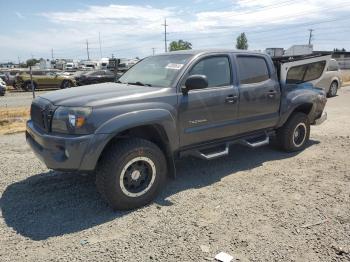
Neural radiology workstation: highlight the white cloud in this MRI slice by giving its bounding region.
[1,1,350,61]
[193,0,349,29]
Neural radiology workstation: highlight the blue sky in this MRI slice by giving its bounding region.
[1,0,350,62]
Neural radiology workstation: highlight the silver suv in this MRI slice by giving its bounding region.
[315,59,343,97]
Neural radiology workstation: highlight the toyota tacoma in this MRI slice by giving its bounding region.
[26,50,328,210]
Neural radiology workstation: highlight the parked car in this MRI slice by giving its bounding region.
[75,70,116,85]
[0,71,9,83]
[26,50,328,210]
[16,70,76,91]
[7,70,20,87]
[0,78,6,96]
[313,59,343,97]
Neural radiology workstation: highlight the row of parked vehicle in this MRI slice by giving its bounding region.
[0,57,344,97]
[0,68,122,93]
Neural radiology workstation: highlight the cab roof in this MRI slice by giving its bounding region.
[158,49,264,56]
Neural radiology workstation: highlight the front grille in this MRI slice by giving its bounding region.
[30,98,56,132]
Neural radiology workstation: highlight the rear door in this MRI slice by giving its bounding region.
[178,55,239,147]
[235,55,281,133]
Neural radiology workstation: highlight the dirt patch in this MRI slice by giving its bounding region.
[0,107,29,135]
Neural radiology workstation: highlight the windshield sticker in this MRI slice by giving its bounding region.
[165,63,184,70]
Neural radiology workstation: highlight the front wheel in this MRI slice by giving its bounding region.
[327,81,338,97]
[277,112,310,152]
[96,138,167,210]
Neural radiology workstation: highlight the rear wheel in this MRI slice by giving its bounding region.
[61,80,72,89]
[96,138,167,210]
[277,112,310,152]
[327,81,338,97]
[24,81,36,92]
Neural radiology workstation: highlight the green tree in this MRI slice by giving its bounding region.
[236,32,248,50]
[169,40,192,51]
[26,58,40,67]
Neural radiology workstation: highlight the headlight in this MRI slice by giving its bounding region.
[52,106,92,134]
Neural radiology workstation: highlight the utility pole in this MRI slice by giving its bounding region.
[308,29,314,45]
[99,32,102,58]
[51,48,54,60]
[17,56,20,65]
[162,19,168,52]
[152,48,156,56]
[86,40,90,60]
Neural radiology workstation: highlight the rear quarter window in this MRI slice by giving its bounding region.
[286,61,326,84]
[237,56,270,84]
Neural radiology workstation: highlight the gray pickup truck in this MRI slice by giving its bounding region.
[26,49,328,210]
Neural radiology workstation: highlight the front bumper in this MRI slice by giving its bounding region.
[26,120,94,171]
[314,112,327,126]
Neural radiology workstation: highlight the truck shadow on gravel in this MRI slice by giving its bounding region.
[0,140,319,240]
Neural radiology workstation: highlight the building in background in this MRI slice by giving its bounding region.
[284,45,313,56]
[265,48,284,57]
[266,45,314,57]
[313,51,350,70]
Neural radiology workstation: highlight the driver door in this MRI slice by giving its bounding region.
[178,55,239,147]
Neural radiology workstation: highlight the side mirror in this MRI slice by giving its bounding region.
[182,75,208,94]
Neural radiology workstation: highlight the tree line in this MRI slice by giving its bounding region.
[168,32,248,51]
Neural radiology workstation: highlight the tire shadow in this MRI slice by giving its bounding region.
[0,140,319,240]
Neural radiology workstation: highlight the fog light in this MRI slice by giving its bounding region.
[65,149,70,158]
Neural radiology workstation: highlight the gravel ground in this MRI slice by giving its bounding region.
[0,87,349,262]
[0,90,48,108]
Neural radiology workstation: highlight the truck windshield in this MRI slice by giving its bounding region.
[118,54,193,87]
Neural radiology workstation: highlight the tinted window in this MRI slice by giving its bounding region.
[237,56,269,84]
[188,56,231,87]
[286,65,307,84]
[304,61,327,81]
[287,61,326,84]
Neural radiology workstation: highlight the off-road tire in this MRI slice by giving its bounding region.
[277,112,310,152]
[96,138,167,210]
[327,81,338,98]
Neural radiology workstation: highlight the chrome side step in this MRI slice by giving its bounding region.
[240,135,270,148]
[197,144,229,160]
[181,132,271,160]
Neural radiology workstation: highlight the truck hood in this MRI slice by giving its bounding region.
[39,83,168,107]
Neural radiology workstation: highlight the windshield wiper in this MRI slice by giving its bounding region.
[127,81,152,87]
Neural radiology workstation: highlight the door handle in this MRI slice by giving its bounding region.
[267,90,277,98]
[225,95,238,104]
